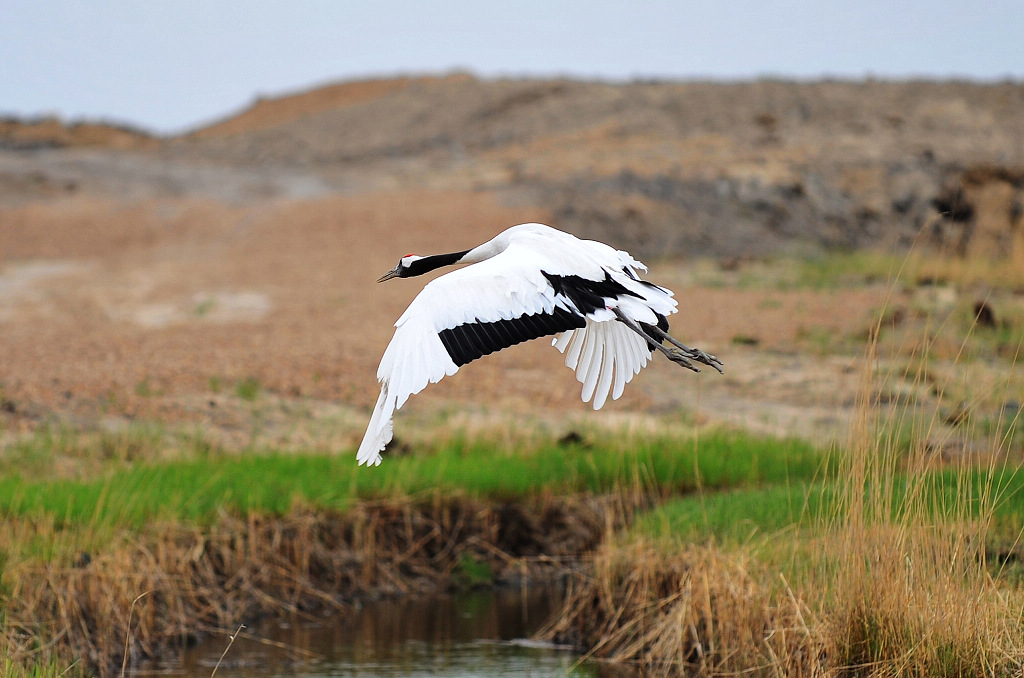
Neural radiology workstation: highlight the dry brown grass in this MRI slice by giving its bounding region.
[544,540,825,676]
[824,522,1021,677]
[1,496,618,677]
[543,282,1024,677]
[819,323,1024,677]
[548,526,1023,677]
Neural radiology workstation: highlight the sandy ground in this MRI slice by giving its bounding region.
[0,188,890,455]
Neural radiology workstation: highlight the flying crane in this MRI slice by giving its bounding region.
[357,223,722,466]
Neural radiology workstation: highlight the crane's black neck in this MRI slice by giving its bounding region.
[403,250,471,277]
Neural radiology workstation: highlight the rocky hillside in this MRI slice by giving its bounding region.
[176,75,1024,259]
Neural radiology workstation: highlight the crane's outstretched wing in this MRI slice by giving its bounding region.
[356,243,659,466]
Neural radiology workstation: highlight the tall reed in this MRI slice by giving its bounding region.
[546,250,1024,676]
[822,276,1024,676]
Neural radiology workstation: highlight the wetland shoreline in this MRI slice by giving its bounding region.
[4,494,626,676]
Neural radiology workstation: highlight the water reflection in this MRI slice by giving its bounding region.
[159,586,613,677]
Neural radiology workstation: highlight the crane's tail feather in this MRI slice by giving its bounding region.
[553,320,649,410]
[356,382,395,467]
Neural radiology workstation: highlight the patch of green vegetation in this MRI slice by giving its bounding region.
[731,334,761,346]
[0,429,827,541]
[790,251,904,290]
[687,251,902,291]
[0,660,87,678]
[632,482,826,544]
[193,297,216,317]
[453,553,494,588]
[695,250,1024,293]
[795,325,836,354]
[234,376,261,401]
[134,377,153,398]
[633,466,1024,552]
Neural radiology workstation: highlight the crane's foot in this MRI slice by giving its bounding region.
[644,324,724,373]
[612,307,724,374]
[666,348,701,372]
[665,344,723,373]
[686,347,724,373]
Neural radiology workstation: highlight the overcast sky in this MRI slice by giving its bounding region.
[2,0,1021,134]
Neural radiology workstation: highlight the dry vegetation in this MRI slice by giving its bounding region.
[3,496,619,676]
[542,301,1023,677]
[545,541,823,675]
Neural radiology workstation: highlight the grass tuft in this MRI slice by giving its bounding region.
[234,376,261,401]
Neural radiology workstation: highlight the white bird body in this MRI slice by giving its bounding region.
[357,223,721,466]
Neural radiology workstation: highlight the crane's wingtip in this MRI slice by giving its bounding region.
[356,438,386,466]
[356,447,384,466]
[356,385,394,467]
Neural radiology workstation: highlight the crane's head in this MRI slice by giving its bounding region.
[377,254,423,282]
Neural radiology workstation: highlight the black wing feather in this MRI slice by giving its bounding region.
[439,306,586,367]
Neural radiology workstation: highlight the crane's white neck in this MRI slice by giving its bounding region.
[460,238,507,265]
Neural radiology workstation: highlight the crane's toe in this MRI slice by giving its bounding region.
[666,346,724,374]
[666,348,700,372]
[691,349,724,373]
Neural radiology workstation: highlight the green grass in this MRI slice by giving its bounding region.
[632,466,1024,550]
[4,418,1021,566]
[7,420,1021,558]
[0,660,87,678]
[633,482,825,544]
[0,429,827,536]
[790,250,906,290]
[791,251,1024,292]
[234,376,261,401]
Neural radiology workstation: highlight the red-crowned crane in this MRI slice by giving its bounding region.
[357,223,722,466]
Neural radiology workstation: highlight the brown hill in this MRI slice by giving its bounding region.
[5,75,1023,258]
[0,117,156,151]
[187,75,438,139]
[173,76,1024,258]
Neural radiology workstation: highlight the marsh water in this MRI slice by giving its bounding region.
[152,586,622,677]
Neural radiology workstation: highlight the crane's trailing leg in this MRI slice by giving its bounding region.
[612,308,723,374]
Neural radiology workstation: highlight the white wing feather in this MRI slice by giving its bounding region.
[553,320,650,410]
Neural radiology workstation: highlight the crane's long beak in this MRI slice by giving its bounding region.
[377,266,401,283]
